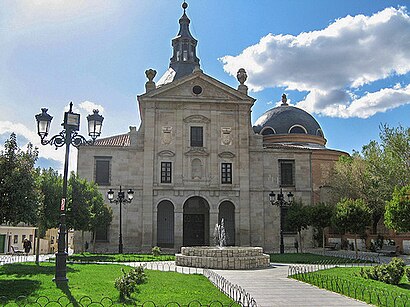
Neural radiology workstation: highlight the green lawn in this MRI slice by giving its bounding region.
[269,253,372,264]
[291,266,410,306]
[66,252,175,263]
[0,262,237,306]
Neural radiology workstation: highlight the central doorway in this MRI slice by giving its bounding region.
[183,196,209,246]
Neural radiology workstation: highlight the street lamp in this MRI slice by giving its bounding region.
[35,102,103,283]
[107,186,134,254]
[269,188,294,254]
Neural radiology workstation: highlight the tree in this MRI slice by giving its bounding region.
[384,185,410,232]
[329,124,410,233]
[67,172,112,251]
[0,133,38,224]
[332,198,372,258]
[36,168,63,236]
[285,201,309,253]
[308,202,334,252]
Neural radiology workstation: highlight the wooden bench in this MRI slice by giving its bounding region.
[325,242,338,250]
[377,245,398,256]
[10,245,24,254]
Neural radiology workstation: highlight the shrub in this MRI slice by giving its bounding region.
[360,258,405,285]
[114,266,147,301]
[406,267,410,282]
[152,246,161,257]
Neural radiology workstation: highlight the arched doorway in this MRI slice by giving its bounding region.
[183,196,209,246]
[157,200,174,248]
[218,201,235,246]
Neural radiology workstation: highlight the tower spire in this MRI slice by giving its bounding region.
[169,2,200,78]
[157,2,201,85]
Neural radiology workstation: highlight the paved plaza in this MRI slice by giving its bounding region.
[3,250,410,306]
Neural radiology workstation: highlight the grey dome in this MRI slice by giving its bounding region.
[253,104,324,137]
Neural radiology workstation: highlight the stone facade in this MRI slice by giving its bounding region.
[76,4,346,254]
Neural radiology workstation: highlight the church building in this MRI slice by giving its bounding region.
[77,2,346,253]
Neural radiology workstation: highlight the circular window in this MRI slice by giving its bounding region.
[192,85,203,95]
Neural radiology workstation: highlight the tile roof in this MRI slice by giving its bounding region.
[93,133,130,147]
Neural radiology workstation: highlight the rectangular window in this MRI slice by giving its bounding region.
[280,160,295,187]
[95,226,108,242]
[22,235,26,243]
[29,234,33,242]
[95,158,111,185]
[190,126,203,147]
[221,163,232,184]
[13,235,18,244]
[161,162,172,183]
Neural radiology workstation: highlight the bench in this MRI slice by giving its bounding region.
[325,242,338,250]
[377,245,398,256]
[10,245,24,254]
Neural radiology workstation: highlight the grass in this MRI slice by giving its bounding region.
[66,252,175,263]
[0,262,237,306]
[269,253,372,264]
[291,266,410,306]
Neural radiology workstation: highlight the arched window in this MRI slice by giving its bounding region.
[289,125,307,134]
[261,127,275,135]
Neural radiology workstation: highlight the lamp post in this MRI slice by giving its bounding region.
[107,186,134,254]
[35,102,103,282]
[269,188,294,254]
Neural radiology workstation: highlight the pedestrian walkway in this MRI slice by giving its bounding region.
[213,264,369,307]
[129,261,370,306]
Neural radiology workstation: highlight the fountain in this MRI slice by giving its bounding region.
[175,219,270,270]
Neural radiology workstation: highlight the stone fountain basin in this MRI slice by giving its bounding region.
[175,246,270,270]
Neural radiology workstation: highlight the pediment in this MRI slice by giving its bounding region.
[158,150,175,157]
[218,151,236,158]
[141,71,255,103]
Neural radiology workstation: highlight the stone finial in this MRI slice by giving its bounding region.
[237,68,247,85]
[281,93,288,106]
[237,68,248,94]
[145,69,157,92]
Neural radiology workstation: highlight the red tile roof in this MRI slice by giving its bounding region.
[93,133,130,147]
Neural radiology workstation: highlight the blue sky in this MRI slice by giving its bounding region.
[0,0,409,173]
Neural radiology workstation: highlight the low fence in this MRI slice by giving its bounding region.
[0,255,50,266]
[288,265,409,307]
[308,249,381,264]
[204,270,257,307]
[0,296,240,306]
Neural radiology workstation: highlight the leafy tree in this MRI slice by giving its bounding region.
[384,185,410,232]
[67,172,92,232]
[329,125,410,233]
[285,201,309,253]
[0,133,38,224]
[36,168,63,236]
[308,202,334,252]
[332,198,372,258]
[67,172,112,250]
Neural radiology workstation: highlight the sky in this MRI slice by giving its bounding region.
[0,0,409,173]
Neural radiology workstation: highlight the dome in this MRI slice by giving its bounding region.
[253,95,326,146]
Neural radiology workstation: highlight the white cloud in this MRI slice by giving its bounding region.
[79,100,105,115]
[220,7,410,118]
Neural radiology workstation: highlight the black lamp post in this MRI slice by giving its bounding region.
[269,188,294,254]
[35,102,103,282]
[107,186,134,254]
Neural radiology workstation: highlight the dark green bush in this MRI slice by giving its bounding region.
[406,267,410,282]
[114,266,147,301]
[152,246,161,257]
[360,258,405,285]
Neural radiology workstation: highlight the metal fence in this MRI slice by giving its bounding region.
[307,249,382,264]
[0,255,50,266]
[203,270,257,307]
[288,265,410,307]
[0,295,241,306]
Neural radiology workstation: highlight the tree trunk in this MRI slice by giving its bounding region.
[322,227,326,255]
[92,229,96,252]
[81,231,85,252]
[354,233,358,259]
[298,230,303,253]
